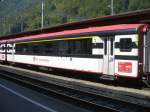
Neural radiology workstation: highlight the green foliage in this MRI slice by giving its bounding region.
[0,0,150,36]
[128,0,150,10]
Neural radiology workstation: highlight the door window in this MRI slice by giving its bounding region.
[104,38,107,55]
[110,38,114,55]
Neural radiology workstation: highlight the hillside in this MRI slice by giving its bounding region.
[0,0,38,16]
[0,0,150,36]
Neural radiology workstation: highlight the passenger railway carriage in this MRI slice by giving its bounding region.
[0,24,150,81]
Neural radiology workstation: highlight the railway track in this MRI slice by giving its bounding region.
[0,70,149,112]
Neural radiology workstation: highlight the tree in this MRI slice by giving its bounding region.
[128,0,150,11]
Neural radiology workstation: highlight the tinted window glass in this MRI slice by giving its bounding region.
[33,45,40,54]
[58,41,68,55]
[104,38,107,55]
[120,38,132,52]
[15,38,92,56]
[16,44,29,54]
[44,42,58,54]
[110,38,114,55]
[68,38,92,55]
[2,45,5,51]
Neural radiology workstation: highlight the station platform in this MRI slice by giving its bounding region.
[0,64,150,108]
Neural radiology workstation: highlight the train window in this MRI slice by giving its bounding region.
[81,39,92,54]
[75,40,82,54]
[16,45,21,53]
[44,43,51,54]
[44,42,58,55]
[68,40,76,54]
[120,38,132,52]
[2,45,5,51]
[58,41,69,55]
[104,38,107,55]
[68,38,92,55]
[29,43,41,54]
[15,38,92,56]
[0,44,2,52]
[110,38,114,55]
[16,44,29,54]
[7,44,12,51]
[22,45,28,54]
[32,45,40,54]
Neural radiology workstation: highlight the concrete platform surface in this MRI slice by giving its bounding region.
[0,64,150,108]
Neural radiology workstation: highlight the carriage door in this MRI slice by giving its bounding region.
[103,37,115,75]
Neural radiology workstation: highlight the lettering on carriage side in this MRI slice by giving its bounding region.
[33,57,49,63]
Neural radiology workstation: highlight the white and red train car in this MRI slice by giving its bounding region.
[0,24,150,81]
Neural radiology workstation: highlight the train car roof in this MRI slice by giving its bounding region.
[0,24,147,43]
